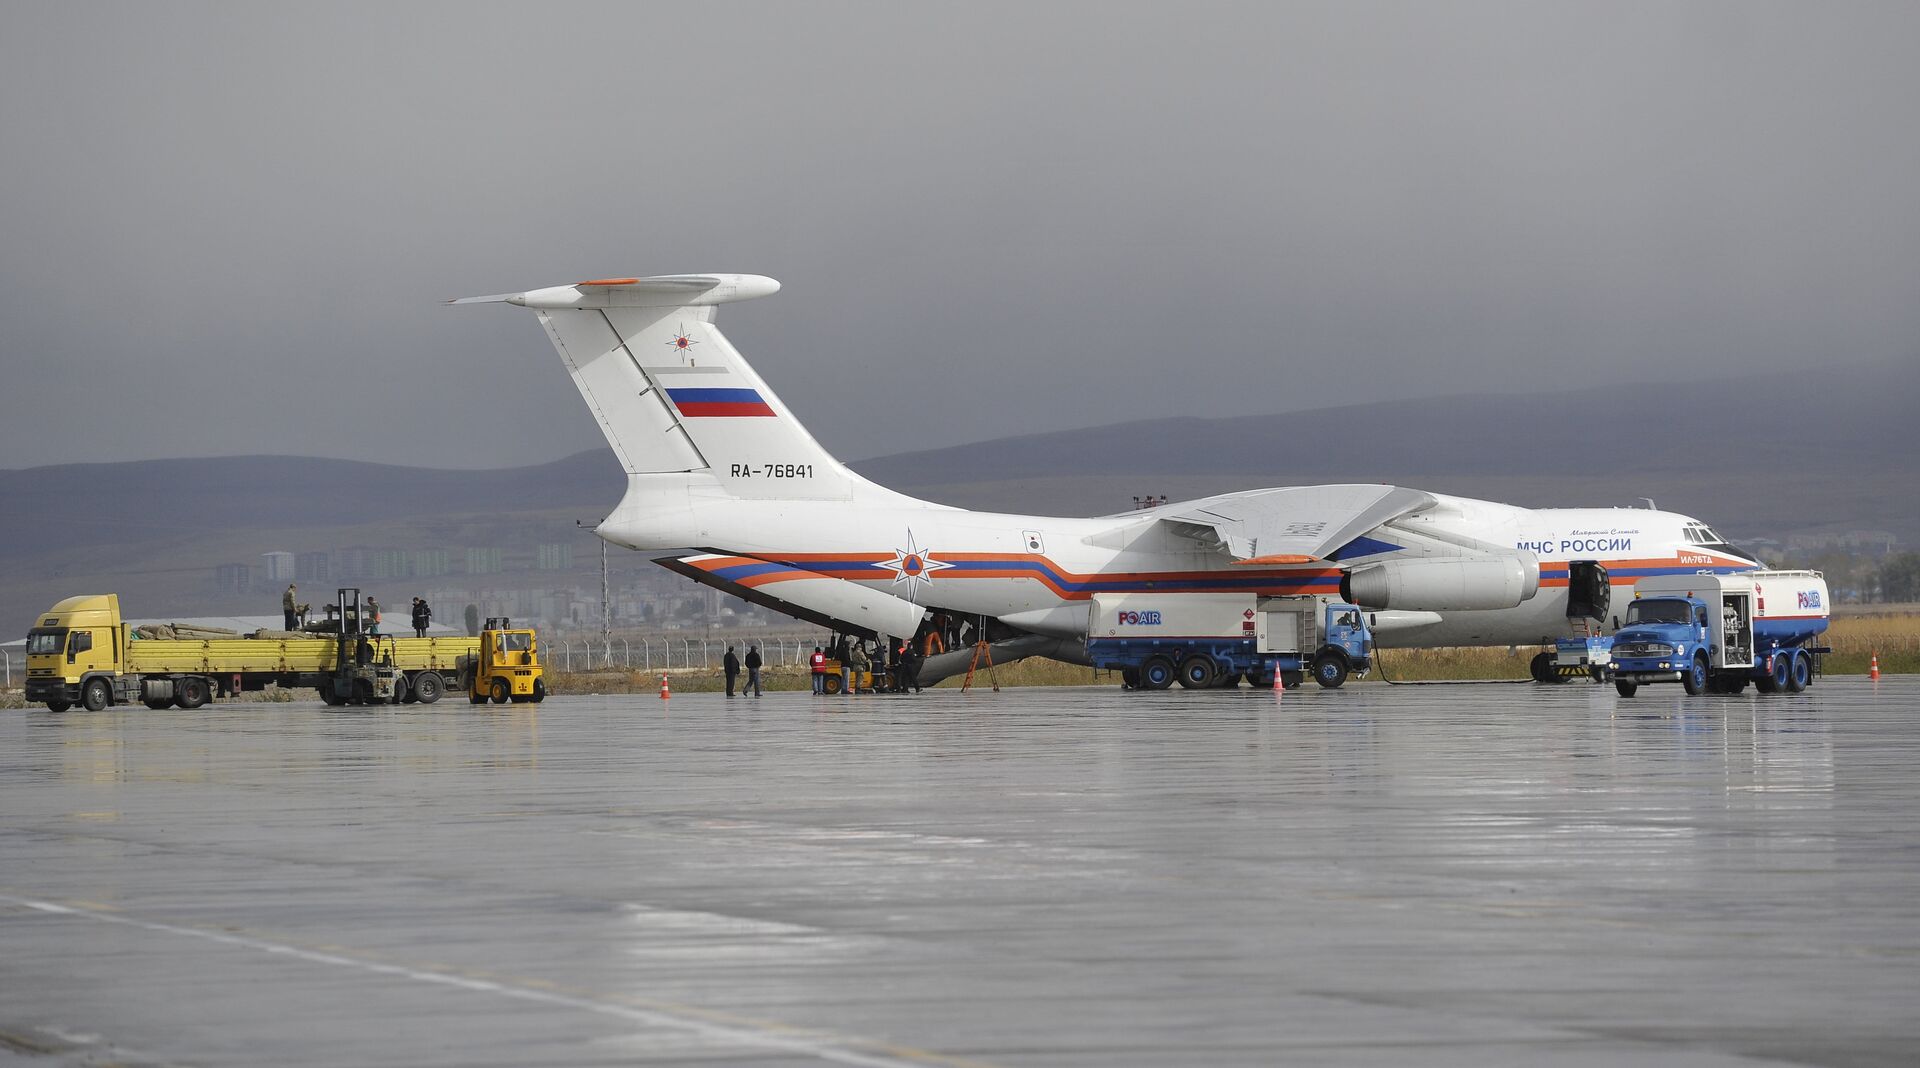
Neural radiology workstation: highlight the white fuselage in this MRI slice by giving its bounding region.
[601,479,1756,649]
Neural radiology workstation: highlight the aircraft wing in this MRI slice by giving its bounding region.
[1158,484,1436,562]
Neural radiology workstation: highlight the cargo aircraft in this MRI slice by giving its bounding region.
[455,274,1759,684]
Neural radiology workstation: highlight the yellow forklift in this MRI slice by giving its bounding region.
[462,616,546,704]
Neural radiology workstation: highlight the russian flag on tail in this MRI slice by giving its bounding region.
[666,387,776,417]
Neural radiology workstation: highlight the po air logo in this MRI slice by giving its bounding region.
[1798,590,1823,609]
[1117,610,1164,626]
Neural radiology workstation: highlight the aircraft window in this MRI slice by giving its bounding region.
[26,630,65,655]
[1626,600,1691,625]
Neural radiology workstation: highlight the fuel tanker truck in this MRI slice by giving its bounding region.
[1602,570,1831,697]
[23,589,544,711]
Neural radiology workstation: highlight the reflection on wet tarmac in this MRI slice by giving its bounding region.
[2,680,1913,1066]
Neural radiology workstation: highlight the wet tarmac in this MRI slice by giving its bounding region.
[2,678,1916,1067]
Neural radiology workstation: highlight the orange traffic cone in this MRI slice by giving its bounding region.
[660,674,671,699]
[1272,664,1284,698]
[1869,653,1880,681]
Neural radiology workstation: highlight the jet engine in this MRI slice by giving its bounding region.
[1340,555,1539,612]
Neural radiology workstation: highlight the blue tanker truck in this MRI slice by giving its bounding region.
[1603,570,1830,697]
[1088,592,1373,690]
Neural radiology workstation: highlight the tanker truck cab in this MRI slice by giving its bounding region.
[24,595,129,712]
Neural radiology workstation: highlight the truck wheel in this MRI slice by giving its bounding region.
[1215,671,1242,689]
[531,678,546,703]
[1281,670,1304,690]
[1615,679,1638,697]
[490,678,511,704]
[144,698,173,710]
[1787,653,1810,693]
[176,676,210,710]
[1529,651,1564,684]
[412,672,443,704]
[1139,656,1175,690]
[1683,653,1709,695]
[46,699,71,713]
[1177,655,1217,689]
[1312,652,1349,689]
[1769,654,1792,693]
[82,677,112,712]
[1723,677,1749,695]
[1120,667,1140,690]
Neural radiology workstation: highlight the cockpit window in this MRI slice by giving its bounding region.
[1627,599,1692,625]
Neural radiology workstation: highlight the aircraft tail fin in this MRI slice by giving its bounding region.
[454,274,880,502]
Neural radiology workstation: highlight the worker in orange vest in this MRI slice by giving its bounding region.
[809,646,827,694]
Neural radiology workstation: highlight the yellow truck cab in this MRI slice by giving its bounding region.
[25,595,128,712]
[466,617,545,704]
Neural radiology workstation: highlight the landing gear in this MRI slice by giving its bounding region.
[1529,651,1566,684]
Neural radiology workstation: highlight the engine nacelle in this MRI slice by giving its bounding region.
[1341,556,1539,612]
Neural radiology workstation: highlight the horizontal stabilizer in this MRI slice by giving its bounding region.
[450,274,779,309]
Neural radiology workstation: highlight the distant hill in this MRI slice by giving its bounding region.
[1,362,1911,626]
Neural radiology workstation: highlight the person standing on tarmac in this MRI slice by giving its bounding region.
[365,596,381,635]
[723,645,740,697]
[848,640,868,694]
[411,597,431,638]
[283,583,299,631]
[810,646,827,694]
[744,645,763,697]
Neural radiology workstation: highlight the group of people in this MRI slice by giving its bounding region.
[805,635,925,694]
[280,583,433,638]
[721,645,765,697]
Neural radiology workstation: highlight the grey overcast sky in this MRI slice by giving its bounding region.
[2,2,1916,471]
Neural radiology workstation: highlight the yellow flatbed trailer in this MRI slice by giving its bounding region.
[24,593,544,712]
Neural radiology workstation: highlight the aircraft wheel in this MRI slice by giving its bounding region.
[1615,679,1638,697]
[1120,667,1140,690]
[490,678,511,704]
[1683,653,1709,695]
[82,677,112,712]
[1177,655,1217,689]
[412,672,443,704]
[1787,652,1810,693]
[1312,651,1349,689]
[1139,656,1175,690]
[1529,651,1564,684]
